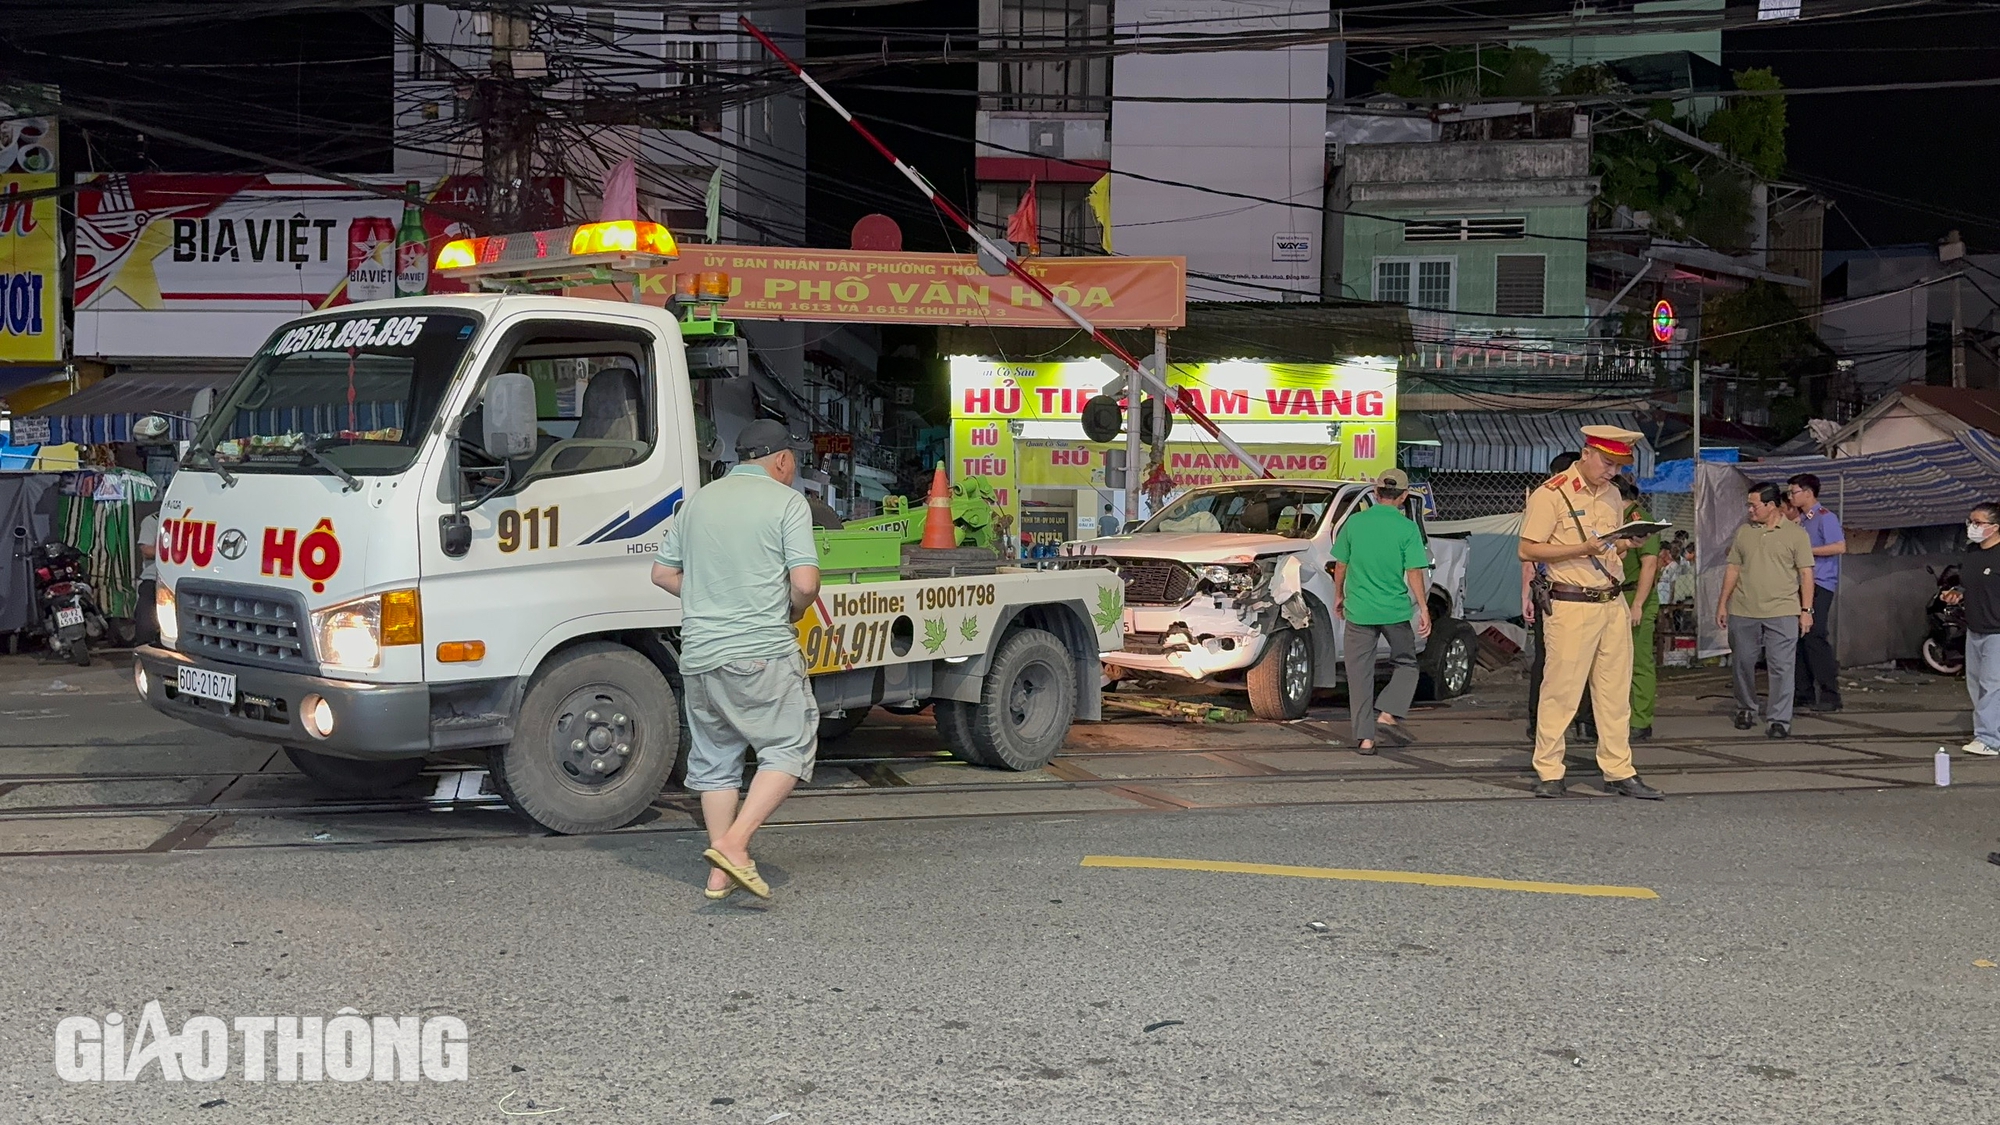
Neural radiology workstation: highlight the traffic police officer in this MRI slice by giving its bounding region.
[1518,425,1665,800]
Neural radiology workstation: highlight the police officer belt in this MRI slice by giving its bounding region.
[1547,583,1622,603]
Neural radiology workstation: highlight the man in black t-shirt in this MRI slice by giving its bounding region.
[1945,501,2000,757]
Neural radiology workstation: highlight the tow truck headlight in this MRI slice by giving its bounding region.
[156,583,179,648]
[311,588,422,671]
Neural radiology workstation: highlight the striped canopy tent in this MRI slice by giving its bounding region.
[1755,430,2000,530]
[1417,410,1657,479]
[20,367,232,444]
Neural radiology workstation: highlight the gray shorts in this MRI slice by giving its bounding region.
[683,651,819,791]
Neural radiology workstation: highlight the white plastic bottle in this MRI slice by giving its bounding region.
[1936,747,1952,787]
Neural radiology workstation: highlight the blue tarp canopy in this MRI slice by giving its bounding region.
[1755,431,2000,530]
[1637,448,1740,493]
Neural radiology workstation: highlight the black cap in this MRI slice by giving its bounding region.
[734,419,795,460]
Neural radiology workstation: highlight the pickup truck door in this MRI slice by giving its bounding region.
[419,312,697,683]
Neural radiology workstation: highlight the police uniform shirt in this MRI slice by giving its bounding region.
[1520,466,1625,589]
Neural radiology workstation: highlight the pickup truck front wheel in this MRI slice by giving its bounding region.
[965,627,1077,770]
[495,642,677,834]
[1246,627,1314,720]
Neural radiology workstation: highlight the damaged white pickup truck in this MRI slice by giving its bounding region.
[1062,480,1476,719]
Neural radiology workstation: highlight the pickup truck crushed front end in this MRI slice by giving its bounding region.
[1058,541,1312,681]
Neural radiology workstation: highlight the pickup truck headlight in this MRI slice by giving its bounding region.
[311,589,422,671]
[156,583,179,649]
[1197,564,1260,593]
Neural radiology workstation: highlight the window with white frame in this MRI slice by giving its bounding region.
[1374,257,1455,310]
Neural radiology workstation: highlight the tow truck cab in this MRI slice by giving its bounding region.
[1065,479,1476,719]
[134,222,1123,833]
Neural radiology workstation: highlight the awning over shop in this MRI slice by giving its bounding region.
[1756,431,2000,530]
[20,362,238,444]
[937,300,1411,363]
[1416,410,1656,478]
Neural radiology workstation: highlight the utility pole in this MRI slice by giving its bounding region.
[1941,229,1967,388]
[483,8,540,231]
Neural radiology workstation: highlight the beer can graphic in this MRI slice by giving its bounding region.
[345,216,396,304]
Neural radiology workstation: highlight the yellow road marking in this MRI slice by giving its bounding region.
[1080,855,1658,900]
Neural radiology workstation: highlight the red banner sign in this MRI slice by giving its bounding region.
[576,244,1185,328]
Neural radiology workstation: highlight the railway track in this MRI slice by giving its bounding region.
[0,711,1985,860]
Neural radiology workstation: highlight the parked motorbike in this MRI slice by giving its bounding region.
[1923,563,1966,676]
[31,540,110,667]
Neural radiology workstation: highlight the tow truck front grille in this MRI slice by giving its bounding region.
[1114,559,1196,606]
[177,580,313,671]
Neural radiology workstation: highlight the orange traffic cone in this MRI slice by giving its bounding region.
[919,461,957,548]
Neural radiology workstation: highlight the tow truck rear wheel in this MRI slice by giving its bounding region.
[966,627,1077,771]
[1246,627,1314,720]
[934,699,993,766]
[497,642,677,834]
[283,747,427,796]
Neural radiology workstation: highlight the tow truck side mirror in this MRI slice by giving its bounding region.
[482,372,538,460]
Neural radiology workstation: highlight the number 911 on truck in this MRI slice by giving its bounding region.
[132,219,1123,834]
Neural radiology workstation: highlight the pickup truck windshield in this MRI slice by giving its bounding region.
[1142,485,1338,538]
[189,312,479,477]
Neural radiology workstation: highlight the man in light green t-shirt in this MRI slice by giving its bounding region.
[1330,470,1432,754]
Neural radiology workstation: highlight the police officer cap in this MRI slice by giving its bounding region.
[735,419,796,460]
[1579,424,1644,465]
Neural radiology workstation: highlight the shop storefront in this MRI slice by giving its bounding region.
[949,355,1399,550]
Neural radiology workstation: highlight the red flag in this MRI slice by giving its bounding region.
[1006,179,1040,255]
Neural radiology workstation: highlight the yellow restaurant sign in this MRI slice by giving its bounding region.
[948,356,1398,423]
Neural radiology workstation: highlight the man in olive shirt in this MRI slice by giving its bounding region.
[1518,425,1663,799]
[1331,469,1430,754]
[653,420,822,900]
[1719,482,1816,738]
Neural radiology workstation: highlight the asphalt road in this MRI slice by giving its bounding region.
[6,780,1999,1124]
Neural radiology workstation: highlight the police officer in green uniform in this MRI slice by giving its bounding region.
[1615,475,1663,740]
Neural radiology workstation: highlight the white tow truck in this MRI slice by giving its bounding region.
[1064,479,1476,719]
[134,220,1123,833]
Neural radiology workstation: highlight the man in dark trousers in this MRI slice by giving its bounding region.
[1331,469,1430,753]
[1786,473,1845,711]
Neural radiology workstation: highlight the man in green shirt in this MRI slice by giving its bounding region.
[653,420,822,899]
[1719,481,1816,738]
[1615,476,1663,740]
[1331,469,1432,754]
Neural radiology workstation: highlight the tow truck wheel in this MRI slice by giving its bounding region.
[283,747,427,796]
[1246,627,1314,720]
[967,627,1077,771]
[934,699,994,766]
[498,642,678,834]
[818,706,872,742]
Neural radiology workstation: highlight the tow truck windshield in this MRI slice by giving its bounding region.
[1141,484,1342,538]
[188,312,480,478]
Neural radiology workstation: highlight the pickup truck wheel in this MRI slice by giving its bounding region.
[818,706,871,742]
[934,699,994,766]
[1418,618,1478,700]
[967,627,1077,770]
[1246,627,1313,720]
[284,747,426,796]
[498,642,677,834]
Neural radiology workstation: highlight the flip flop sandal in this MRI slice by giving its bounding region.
[703,848,772,898]
[703,883,736,901]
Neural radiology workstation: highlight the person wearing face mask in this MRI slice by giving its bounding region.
[1943,503,2000,757]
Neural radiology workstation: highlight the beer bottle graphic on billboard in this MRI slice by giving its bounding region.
[393,181,430,297]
